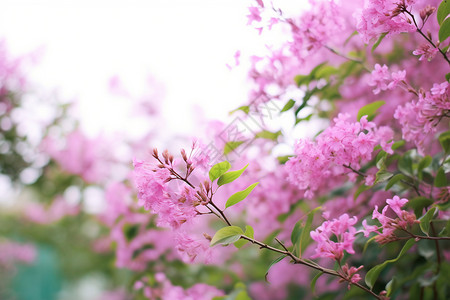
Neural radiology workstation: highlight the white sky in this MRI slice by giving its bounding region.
[0,0,276,139]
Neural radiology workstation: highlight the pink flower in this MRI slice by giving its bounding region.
[310,214,358,262]
[364,196,419,244]
[413,44,439,61]
[368,64,390,94]
[388,70,406,89]
[355,0,416,43]
[247,6,262,25]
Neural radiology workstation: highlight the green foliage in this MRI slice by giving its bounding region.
[277,155,293,164]
[218,164,249,186]
[385,173,407,191]
[357,100,385,121]
[371,32,387,52]
[225,182,259,208]
[264,255,287,282]
[280,99,296,112]
[407,196,434,217]
[434,167,448,187]
[439,17,450,42]
[224,141,245,155]
[310,271,324,297]
[365,239,415,289]
[209,161,231,182]
[230,106,250,115]
[438,130,450,153]
[210,226,244,247]
[213,282,252,300]
[255,130,282,141]
[419,207,437,236]
[291,207,321,257]
[234,225,254,248]
[438,0,450,25]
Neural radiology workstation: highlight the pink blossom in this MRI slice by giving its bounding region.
[175,232,212,263]
[355,0,416,43]
[388,70,406,89]
[340,264,363,288]
[363,195,419,244]
[310,213,358,262]
[413,44,439,61]
[42,130,113,183]
[368,64,390,94]
[286,113,393,197]
[247,6,262,25]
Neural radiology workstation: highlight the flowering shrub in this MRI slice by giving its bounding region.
[1,0,450,299]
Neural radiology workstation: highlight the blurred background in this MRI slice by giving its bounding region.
[0,0,303,299]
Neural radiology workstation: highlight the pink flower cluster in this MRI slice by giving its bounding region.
[134,272,224,300]
[413,43,439,61]
[310,213,358,262]
[0,240,36,270]
[133,144,219,264]
[394,82,450,154]
[43,130,112,183]
[368,64,406,94]
[339,264,363,287]
[24,196,80,224]
[355,0,416,43]
[362,195,419,244]
[286,113,393,197]
[133,158,198,230]
[288,0,346,59]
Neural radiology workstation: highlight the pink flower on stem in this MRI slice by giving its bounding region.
[413,44,439,61]
[310,214,358,262]
[361,195,419,244]
[339,264,363,288]
[368,64,390,94]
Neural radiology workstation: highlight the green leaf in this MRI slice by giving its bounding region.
[210,226,244,247]
[344,30,358,46]
[419,207,437,236]
[386,277,398,297]
[446,72,450,82]
[298,207,321,257]
[439,17,450,42]
[294,74,311,87]
[218,164,248,186]
[255,130,282,141]
[277,155,292,165]
[438,0,450,25]
[230,105,250,115]
[398,151,414,175]
[311,272,324,297]
[372,32,387,52]
[235,291,251,300]
[385,173,407,191]
[224,141,244,155]
[290,220,303,249]
[225,182,259,208]
[280,99,295,112]
[438,130,450,153]
[209,161,231,182]
[310,62,328,78]
[365,239,415,289]
[417,156,432,180]
[315,65,338,80]
[407,196,434,217]
[234,225,254,248]
[354,184,371,200]
[391,140,405,150]
[357,100,385,121]
[375,169,393,184]
[434,167,448,187]
[265,255,287,282]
